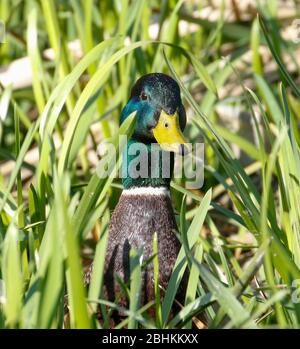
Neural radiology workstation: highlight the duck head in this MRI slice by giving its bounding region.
[120,73,188,154]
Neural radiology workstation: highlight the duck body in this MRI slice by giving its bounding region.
[86,73,188,314]
[104,187,179,306]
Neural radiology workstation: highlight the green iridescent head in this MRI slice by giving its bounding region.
[120,73,188,153]
[121,73,189,189]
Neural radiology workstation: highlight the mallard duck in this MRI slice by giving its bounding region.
[85,73,188,314]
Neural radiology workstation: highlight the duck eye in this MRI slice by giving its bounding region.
[164,122,169,128]
[140,92,148,101]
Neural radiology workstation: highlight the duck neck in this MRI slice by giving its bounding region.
[122,138,174,189]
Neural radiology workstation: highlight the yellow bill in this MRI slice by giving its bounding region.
[152,110,191,154]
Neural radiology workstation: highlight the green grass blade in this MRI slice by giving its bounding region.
[128,247,142,329]
[162,189,212,324]
[53,172,91,329]
[1,221,23,328]
[88,221,109,315]
[72,112,136,239]
[259,16,300,99]
[27,2,46,113]
[152,232,162,327]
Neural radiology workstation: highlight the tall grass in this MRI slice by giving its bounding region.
[1,0,300,328]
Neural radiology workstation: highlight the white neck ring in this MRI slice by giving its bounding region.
[122,187,170,196]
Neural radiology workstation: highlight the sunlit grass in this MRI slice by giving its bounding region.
[1,0,300,329]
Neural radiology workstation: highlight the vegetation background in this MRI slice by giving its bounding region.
[1,0,300,329]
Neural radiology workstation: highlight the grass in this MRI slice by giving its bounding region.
[1,0,300,328]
